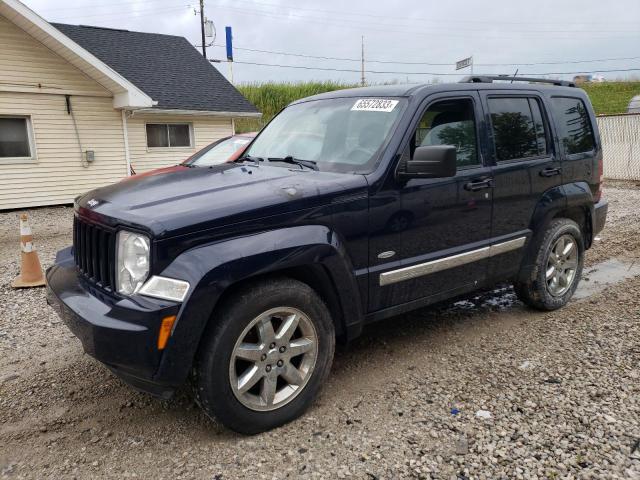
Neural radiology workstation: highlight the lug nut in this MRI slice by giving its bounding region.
[269,342,276,349]
[279,346,286,353]
[265,365,272,372]
[260,354,267,361]
[277,360,284,367]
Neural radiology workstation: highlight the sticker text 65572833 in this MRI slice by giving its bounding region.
[351,98,399,113]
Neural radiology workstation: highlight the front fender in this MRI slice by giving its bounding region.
[152,225,363,386]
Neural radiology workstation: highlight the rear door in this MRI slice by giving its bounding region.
[480,91,561,279]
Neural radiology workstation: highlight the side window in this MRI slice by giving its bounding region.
[488,97,548,161]
[146,123,193,148]
[551,97,595,154]
[0,116,35,160]
[414,98,478,168]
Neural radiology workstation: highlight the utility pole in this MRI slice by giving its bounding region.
[199,0,206,58]
[360,36,365,87]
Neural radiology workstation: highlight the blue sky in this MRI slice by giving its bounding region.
[23,0,640,85]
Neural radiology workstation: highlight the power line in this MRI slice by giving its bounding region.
[51,4,191,22]
[204,3,640,40]
[211,0,640,28]
[214,44,640,67]
[38,0,638,27]
[229,60,640,77]
[38,0,188,12]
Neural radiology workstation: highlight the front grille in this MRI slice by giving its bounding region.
[73,216,116,290]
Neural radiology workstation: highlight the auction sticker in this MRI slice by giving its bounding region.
[351,98,399,112]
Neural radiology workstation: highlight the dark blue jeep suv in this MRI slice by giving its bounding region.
[47,76,608,433]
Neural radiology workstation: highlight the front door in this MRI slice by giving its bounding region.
[369,92,494,311]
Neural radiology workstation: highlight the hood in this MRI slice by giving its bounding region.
[76,164,368,238]
[126,164,189,179]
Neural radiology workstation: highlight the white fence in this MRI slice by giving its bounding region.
[596,113,640,181]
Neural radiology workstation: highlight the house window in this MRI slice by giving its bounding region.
[146,123,193,148]
[0,116,35,159]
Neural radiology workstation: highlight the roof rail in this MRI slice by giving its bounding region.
[459,75,575,87]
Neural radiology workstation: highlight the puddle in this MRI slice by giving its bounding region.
[440,257,639,314]
[446,284,519,313]
[573,258,640,300]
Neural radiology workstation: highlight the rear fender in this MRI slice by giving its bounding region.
[152,225,362,386]
[518,182,594,282]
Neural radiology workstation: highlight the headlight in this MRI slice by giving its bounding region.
[116,230,150,295]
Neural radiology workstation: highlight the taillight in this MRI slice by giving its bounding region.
[594,155,604,202]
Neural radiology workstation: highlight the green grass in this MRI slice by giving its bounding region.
[579,81,640,115]
[235,81,354,132]
[234,80,640,132]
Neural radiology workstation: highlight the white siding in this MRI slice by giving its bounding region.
[0,14,110,97]
[0,13,236,209]
[0,92,127,209]
[127,114,233,172]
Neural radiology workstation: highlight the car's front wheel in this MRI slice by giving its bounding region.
[514,218,584,310]
[193,278,335,434]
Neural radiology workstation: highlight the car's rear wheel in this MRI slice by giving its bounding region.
[193,278,335,434]
[514,218,584,311]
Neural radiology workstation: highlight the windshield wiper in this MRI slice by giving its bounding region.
[267,156,318,171]
[234,155,264,165]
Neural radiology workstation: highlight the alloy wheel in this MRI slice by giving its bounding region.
[545,234,579,296]
[229,307,318,411]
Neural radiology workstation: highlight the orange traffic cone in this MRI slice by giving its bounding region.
[12,213,46,288]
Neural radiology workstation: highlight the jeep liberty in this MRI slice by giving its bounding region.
[47,76,608,434]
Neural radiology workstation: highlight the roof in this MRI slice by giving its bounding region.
[296,81,581,105]
[52,23,259,116]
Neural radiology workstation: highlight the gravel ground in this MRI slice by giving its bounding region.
[1,183,639,480]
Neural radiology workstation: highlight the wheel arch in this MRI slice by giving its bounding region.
[152,225,364,387]
[518,182,594,282]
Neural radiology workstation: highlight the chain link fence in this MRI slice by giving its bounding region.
[596,113,640,181]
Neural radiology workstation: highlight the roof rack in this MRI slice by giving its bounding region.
[459,75,575,87]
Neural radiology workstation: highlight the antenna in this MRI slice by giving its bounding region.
[510,68,519,83]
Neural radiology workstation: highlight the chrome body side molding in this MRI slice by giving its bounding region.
[379,236,526,286]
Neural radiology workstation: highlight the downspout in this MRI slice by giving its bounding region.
[121,109,132,176]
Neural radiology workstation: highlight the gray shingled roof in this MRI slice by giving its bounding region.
[52,23,259,115]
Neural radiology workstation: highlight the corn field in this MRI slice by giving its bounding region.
[234,81,640,134]
[235,81,354,132]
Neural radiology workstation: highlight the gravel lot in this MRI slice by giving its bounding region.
[1,183,639,480]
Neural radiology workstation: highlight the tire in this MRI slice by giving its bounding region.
[514,218,584,311]
[193,277,335,434]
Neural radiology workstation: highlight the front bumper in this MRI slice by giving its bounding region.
[46,247,180,399]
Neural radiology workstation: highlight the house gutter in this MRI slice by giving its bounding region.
[131,108,261,118]
[121,109,132,177]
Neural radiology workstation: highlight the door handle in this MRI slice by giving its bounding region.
[464,178,494,191]
[540,167,562,177]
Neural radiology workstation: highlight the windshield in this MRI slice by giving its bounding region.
[187,136,253,166]
[244,97,407,173]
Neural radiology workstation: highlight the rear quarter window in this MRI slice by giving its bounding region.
[551,97,595,154]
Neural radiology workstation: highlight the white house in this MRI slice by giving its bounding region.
[0,0,260,209]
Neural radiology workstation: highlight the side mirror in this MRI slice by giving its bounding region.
[399,145,457,180]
